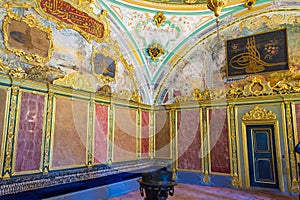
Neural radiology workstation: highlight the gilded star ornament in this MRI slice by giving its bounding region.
[153,11,166,27]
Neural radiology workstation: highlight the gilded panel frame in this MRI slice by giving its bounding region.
[241,106,284,191]
[2,11,53,64]
[11,89,47,176]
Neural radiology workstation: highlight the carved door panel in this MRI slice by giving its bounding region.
[246,125,279,188]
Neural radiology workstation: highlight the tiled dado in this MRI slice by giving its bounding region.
[0,159,171,196]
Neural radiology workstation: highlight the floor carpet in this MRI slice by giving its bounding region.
[108,183,298,200]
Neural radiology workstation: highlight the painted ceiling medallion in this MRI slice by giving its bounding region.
[147,42,165,61]
[153,11,166,27]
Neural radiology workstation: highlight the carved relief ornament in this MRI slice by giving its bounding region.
[242,105,277,121]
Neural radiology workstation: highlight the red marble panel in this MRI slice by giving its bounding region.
[141,111,149,157]
[209,108,230,174]
[177,110,201,171]
[0,88,7,154]
[15,92,44,172]
[113,107,136,162]
[94,104,108,163]
[52,98,88,168]
[295,104,300,141]
[155,110,171,158]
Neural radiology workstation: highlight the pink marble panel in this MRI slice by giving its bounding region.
[94,104,108,163]
[155,110,171,158]
[52,98,88,168]
[141,111,149,157]
[295,104,300,141]
[15,92,44,172]
[113,107,137,162]
[209,108,230,174]
[177,110,201,171]
[0,88,7,155]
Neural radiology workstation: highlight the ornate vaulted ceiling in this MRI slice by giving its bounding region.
[0,0,299,105]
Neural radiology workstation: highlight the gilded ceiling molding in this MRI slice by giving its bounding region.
[119,0,243,11]
[34,0,110,43]
[2,11,53,64]
[112,89,141,103]
[0,0,34,8]
[26,65,64,82]
[53,72,96,92]
[242,105,276,121]
[175,73,300,103]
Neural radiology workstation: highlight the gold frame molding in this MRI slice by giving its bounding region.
[241,105,284,191]
[2,11,53,64]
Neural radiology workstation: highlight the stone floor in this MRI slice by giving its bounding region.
[108,183,298,200]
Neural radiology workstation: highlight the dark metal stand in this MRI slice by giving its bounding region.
[138,168,176,200]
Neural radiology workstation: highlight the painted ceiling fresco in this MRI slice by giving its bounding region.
[0,0,300,105]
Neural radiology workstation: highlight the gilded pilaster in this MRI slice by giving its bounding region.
[3,85,19,178]
[229,104,239,187]
[87,94,95,167]
[137,107,141,158]
[202,108,209,183]
[284,102,299,192]
[170,108,176,171]
[149,109,155,159]
[42,92,54,173]
[107,102,114,163]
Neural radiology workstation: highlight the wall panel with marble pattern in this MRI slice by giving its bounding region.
[141,111,149,157]
[155,110,171,158]
[208,108,230,174]
[15,92,45,172]
[113,107,137,162]
[177,109,202,171]
[0,87,7,158]
[294,104,300,142]
[51,97,88,168]
[94,104,108,163]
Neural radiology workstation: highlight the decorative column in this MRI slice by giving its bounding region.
[3,85,19,178]
[284,102,299,192]
[87,94,95,167]
[42,92,54,173]
[170,108,176,171]
[137,107,142,159]
[202,107,210,183]
[229,104,239,187]
[107,102,114,163]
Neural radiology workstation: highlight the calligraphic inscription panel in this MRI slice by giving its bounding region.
[209,108,230,174]
[94,104,108,163]
[226,29,288,77]
[177,110,202,171]
[39,0,104,39]
[7,19,50,58]
[52,97,88,168]
[113,107,137,162]
[155,110,171,158]
[0,88,7,154]
[141,111,150,157]
[16,92,44,172]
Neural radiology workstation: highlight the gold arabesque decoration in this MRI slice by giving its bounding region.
[242,105,276,121]
[148,42,165,61]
